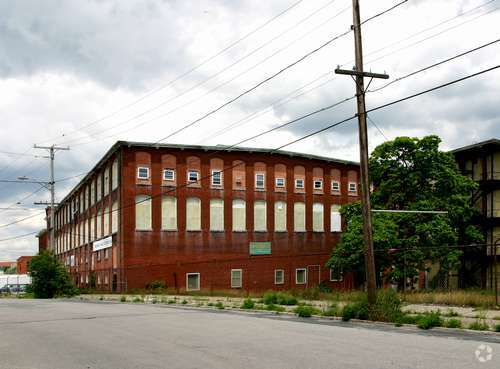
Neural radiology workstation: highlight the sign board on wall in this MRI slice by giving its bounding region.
[249,242,271,255]
[93,236,113,252]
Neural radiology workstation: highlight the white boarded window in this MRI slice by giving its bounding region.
[274,201,287,232]
[111,201,118,234]
[296,268,307,284]
[186,273,200,291]
[161,196,177,230]
[275,269,284,285]
[232,199,246,231]
[294,202,306,232]
[103,207,110,236]
[91,180,96,205]
[96,174,102,202]
[103,167,110,196]
[186,197,201,231]
[96,209,102,239]
[82,220,86,245]
[212,170,222,186]
[254,200,267,231]
[255,173,265,189]
[313,203,324,232]
[135,195,152,230]
[231,269,242,288]
[112,160,118,190]
[331,204,342,232]
[90,216,95,242]
[210,199,224,231]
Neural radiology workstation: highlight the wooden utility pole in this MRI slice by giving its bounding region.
[34,144,70,252]
[335,0,389,305]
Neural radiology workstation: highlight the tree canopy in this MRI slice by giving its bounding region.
[327,136,483,287]
[28,251,77,298]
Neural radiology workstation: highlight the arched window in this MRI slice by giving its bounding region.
[135,195,152,230]
[274,201,287,232]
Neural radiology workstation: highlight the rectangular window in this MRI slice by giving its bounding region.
[137,167,150,179]
[232,200,246,231]
[330,267,343,282]
[348,182,357,192]
[188,170,199,182]
[274,269,284,285]
[296,268,307,284]
[253,200,267,231]
[295,178,304,189]
[231,269,242,288]
[103,167,110,196]
[96,174,102,201]
[331,180,340,192]
[96,210,102,238]
[313,179,323,189]
[275,177,285,187]
[103,207,109,236]
[209,199,224,231]
[111,202,118,234]
[212,170,222,186]
[186,273,200,291]
[112,160,118,190]
[135,195,152,230]
[161,196,177,230]
[186,197,201,231]
[274,201,287,232]
[255,173,265,189]
[293,202,306,232]
[331,204,342,232]
[163,169,175,181]
[313,203,324,232]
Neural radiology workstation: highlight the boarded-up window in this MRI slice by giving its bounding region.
[186,197,201,231]
[91,179,96,205]
[274,201,287,232]
[103,167,110,197]
[103,206,109,236]
[111,201,118,234]
[82,220,86,245]
[135,195,152,230]
[232,199,246,231]
[254,200,267,231]
[90,216,95,241]
[210,199,224,231]
[232,160,246,189]
[313,203,324,232]
[231,269,242,288]
[161,196,177,230]
[96,209,102,238]
[294,202,306,232]
[96,174,102,202]
[331,204,341,232]
[112,159,118,190]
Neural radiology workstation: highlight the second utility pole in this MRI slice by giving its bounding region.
[335,0,389,305]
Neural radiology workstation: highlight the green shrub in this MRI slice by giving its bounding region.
[241,298,255,309]
[99,296,104,301]
[207,302,214,307]
[494,324,500,332]
[369,289,402,322]
[417,312,443,330]
[215,301,224,310]
[468,320,489,331]
[151,298,158,304]
[318,281,332,293]
[322,304,338,317]
[294,305,319,318]
[148,280,166,294]
[133,297,143,303]
[444,309,459,317]
[120,296,127,303]
[445,318,462,328]
[167,299,176,304]
[181,299,188,305]
[341,304,357,321]
[266,304,285,312]
[262,291,298,306]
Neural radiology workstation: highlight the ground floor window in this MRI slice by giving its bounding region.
[330,267,343,282]
[295,268,307,284]
[186,273,200,291]
[231,269,242,288]
[274,269,284,285]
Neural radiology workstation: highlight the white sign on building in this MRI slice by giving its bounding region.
[93,236,113,252]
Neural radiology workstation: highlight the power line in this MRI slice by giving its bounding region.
[366,114,388,141]
[0,212,45,229]
[360,0,408,25]
[0,231,38,243]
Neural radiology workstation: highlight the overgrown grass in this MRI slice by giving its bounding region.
[120,295,127,302]
[417,312,443,330]
[403,290,497,308]
[294,305,320,317]
[215,301,224,310]
[265,304,285,312]
[322,304,339,317]
[444,318,462,329]
[495,324,500,332]
[262,291,298,306]
[241,298,255,309]
[468,320,489,331]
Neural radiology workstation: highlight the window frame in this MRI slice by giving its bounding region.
[211,170,222,186]
[330,267,343,282]
[187,170,199,183]
[275,177,285,188]
[274,269,284,285]
[348,182,357,192]
[163,168,175,181]
[295,268,307,285]
[255,173,265,189]
[295,178,304,189]
[137,167,150,180]
[186,273,200,291]
[313,179,323,190]
[231,269,242,289]
[331,180,340,192]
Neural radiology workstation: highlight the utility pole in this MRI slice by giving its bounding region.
[335,0,389,305]
[33,145,70,252]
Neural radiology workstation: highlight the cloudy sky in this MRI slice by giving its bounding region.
[0,0,499,260]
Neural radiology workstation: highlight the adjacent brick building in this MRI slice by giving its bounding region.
[48,141,360,292]
[16,256,33,274]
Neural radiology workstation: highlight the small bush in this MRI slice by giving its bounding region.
[494,324,500,332]
[181,299,188,305]
[167,299,176,304]
[262,291,298,306]
[151,298,158,304]
[369,289,402,322]
[120,296,127,302]
[133,297,143,303]
[468,320,489,331]
[445,318,462,329]
[341,304,356,321]
[215,301,224,310]
[318,281,332,293]
[266,304,285,312]
[417,312,443,330]
[99,296,104,301]
[148,280,166,294]
[207,302,214,307]
[444,309,459,317]
[294,305,319,318]
[241,298,255,309]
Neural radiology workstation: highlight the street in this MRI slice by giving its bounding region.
[0,299,499,369]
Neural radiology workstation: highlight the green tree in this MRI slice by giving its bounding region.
[327,136,483,288]
[28,251,77,298]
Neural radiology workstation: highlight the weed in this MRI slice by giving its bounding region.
[262,291,298,306]
[151,298,158,304]
[468,320,489,331]
[294,305,319,318]
[369,289,402,323]
[181,299,188,305]
[241,298,255,309]
[215,301,224,310]
[120,296,127,303]
[207,302,214,307]
[445,318,462,329]
[167,299,176,304]
[133,297,143,303]
[266,304,285,312]
[444,309,459,317]
[417,312,443,330]
[99,296,104,301]
[495,324,500,332]
[322,304,339,317]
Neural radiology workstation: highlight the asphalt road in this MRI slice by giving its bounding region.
[0,299,499,369]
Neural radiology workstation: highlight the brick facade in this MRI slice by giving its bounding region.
[50,141,360,293]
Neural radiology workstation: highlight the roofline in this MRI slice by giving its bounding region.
[57,141,360,208]
[450,138,500,154]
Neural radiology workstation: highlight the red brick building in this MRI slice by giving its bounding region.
[37,229,48,253]
[16,256,33,274]
[49,141,360,292]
